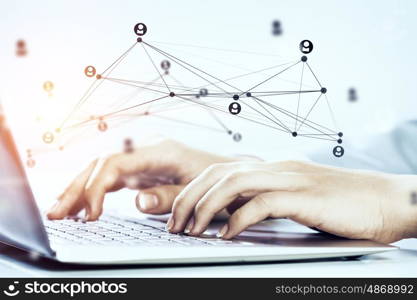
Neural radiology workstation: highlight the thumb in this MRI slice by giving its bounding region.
[136,184,185,215]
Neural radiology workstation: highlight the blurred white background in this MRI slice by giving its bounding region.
[0,0,416,208]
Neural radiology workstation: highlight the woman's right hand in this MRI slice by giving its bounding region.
[47,138,240,221]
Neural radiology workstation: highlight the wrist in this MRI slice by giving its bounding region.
[382,175,417,242]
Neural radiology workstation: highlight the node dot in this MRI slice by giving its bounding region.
[227,130,232,135]
[246,92,252,97]
[338,132,343,137]
[301,56,307,62]
[337,139,343,144]
[137,37,143,43]
[169,92,175,97]
[96,74,102,80]
[321,87,327,94]
[292,132,298,137]
[233,94,239,101]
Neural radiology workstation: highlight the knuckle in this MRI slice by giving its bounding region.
[194,201,212,216]
[224,170,247,185]
[254,193,271,212]
[101,155,118,170]
[206,163,226,173]
[232,208,244,222]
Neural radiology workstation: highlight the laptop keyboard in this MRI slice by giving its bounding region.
[44,214,243,247]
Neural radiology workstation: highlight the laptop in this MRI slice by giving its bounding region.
[0,108,395,265]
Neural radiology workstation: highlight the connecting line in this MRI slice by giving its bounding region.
[296,93,323,132]
[239,61,301,96]
[101,41,138,75]
[296,134,338,142]
[248,90,321,97]
[143,41,242,96]
[254,96,336,134]
[61,95,169,132]
[174,95,289,134]
[103,77,194,91]
[140,43,171,93]
[254,97,338,137]
[298,133,340,136]
[305,62,322,87]
[102,95,170,118]
[150,114,226,134]
[110,75,163,111]
[58,80,99,129]
[175,90,321,97]
[104,77,169,95]
[59,42,137,129]
[324,94,339,130]
[207,110,231,134]
[167,73,232,134]
[155,61,299,99]
[148,40,284,58]
[143,43,296,134]
[242,97,292,133]
[295,63,305,131]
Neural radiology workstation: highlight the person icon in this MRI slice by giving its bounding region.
[272,20,282,36]
[98,120,108,132]
[16,39,27,57]
[84,66,96,77]
[43,81,54,93]
[199,88,208,97]
[333,145,344,158]
[233,132,242,142]
[26,158,36,168]
[299,40,313,54]
[228,102,241,115]
[26,149,35,168]
[161,60,171,75]
[134,23,147,36]
[124,138,134,153]
[411,192,417,205]
[348,88,358,102]
[42,131,54,144]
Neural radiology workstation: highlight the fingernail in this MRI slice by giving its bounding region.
[83,213,89,223]
[217,224,228,238]
[139,193,158,211]
[166,217,174,231]
[184,218,194,234]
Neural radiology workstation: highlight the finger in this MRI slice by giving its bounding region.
[83,156,125,221]
[47,159,98,220]
[220,191,306,239]
[190,170,312,235]
[170,162,263,233]
[136,184,185,215]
